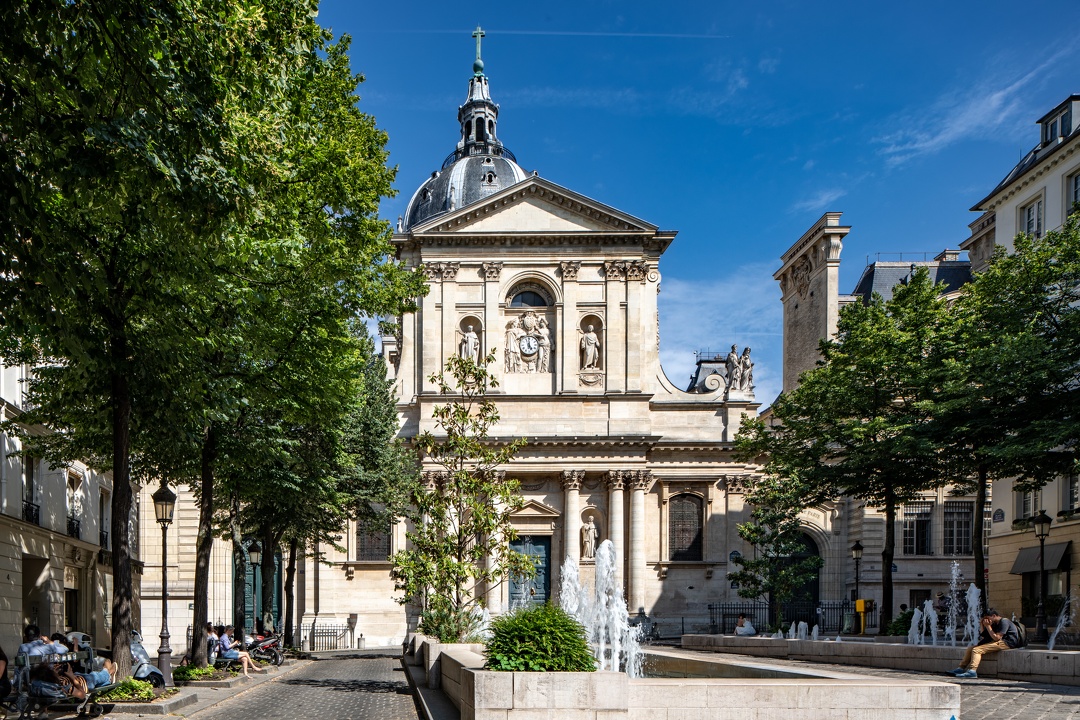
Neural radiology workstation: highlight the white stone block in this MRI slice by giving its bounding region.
[471,670,514,710]
[514,672,553,709]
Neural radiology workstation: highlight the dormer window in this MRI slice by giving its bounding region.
[1043,107,1072,145]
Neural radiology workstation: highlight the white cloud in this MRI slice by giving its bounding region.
[791,187,846,214]
[874,46,1077,167]
[802,159,815,171]
[758,55,780,74]
[657,263,783,405]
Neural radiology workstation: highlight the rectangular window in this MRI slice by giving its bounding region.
[1023,199,1044,237]
[1067,474,1079,512]
[1071,173,1080,210]
[1020,489,1040,519]
[356,520,392,561]
[943,501,974,556]
[902,501,933,556]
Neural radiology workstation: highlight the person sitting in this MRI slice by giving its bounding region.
[17,625,66,657]
[0,643,10,702]
[27,661,86,701]
[948,608,1020,678]
[218,625,265,678]
[734,614,757,636]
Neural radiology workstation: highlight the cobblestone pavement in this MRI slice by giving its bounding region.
[186,655,418,720]
[705,651,1080,720]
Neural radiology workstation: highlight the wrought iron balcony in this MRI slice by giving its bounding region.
[67,515,81,540]
[23,501,40,526]
[99,530,109,549]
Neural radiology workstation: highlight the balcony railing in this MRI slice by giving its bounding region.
[23,501,40,526]
[99,530,109,549]
[67,515,81,540]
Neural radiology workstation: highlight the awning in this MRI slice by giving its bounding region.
[1010,541,1072,574]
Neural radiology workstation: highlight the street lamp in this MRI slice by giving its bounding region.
[1032,509,1052,643]
[152,482,176,687]
[247,541,261,636]
[851,541,864,635]
[247,540,262,567]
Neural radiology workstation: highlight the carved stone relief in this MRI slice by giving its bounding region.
[559,261,581,280]
[504,311,555,374]
[482,261,503,281]
[423,262,460,281]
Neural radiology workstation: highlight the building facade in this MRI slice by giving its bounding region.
[0,360,131,654]
[969,95,1080,626]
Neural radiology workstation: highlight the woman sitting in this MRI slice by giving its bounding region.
[217,625,265,678]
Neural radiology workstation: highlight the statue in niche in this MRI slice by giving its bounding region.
[504,319,523,373]
[458,325,480,362]
[580,325,600,370]
[581,516,598,560]
[725,344,741,391]
[536,318,552,372]
[739,347,754,391]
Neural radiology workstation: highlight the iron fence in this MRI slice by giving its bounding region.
[708,600,873,634]
[23,500,40,526]
[299,621,351,651]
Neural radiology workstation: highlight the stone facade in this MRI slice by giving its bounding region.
[0,360,131,653]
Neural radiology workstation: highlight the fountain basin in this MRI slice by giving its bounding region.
[414,635,959,720]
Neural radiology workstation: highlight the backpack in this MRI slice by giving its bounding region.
[1012,621,1028,648]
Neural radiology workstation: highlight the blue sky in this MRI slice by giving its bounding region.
[318,1,1080,403]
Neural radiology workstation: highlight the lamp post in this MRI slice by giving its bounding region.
[851,541,864,634]
[1032,510,1052,643]
[152,483,177,687]
[247,540,261,637]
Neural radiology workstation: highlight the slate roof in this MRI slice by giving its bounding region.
[849,260,971,303]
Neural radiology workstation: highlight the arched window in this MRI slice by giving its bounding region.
[510,291,547,307]
[669,494,703,561]
[475,117,486,142]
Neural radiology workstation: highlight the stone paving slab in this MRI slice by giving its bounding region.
[673,647,1080,720]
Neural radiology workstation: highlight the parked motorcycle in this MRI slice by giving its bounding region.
[245,632,284,666]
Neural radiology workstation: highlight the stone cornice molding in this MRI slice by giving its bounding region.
[561,469,585,491]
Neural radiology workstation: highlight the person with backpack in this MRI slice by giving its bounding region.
[948,608,1022,678]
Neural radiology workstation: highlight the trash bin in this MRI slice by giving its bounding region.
[842,613,857,634]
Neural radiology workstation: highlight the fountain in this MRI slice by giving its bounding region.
[810,624,819,641]
[907,608,924,645]
[559,540,643,676]
[787,622,796,640]
[945,561,961,646]
[920,599,939,646]
[962,583,982,646]
[1048,595,1074,651]
[796,621,808,640]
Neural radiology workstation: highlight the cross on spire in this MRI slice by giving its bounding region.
[472,25,485,76]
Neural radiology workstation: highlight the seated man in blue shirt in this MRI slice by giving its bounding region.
[17,625,66,658]
[949,608,1021,678]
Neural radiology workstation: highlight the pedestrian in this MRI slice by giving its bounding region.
[948,608,1020,678]
[218,625,266,678]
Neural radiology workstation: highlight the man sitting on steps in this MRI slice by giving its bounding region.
[949,608,1020,678]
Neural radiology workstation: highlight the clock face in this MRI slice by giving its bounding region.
[518,335,539,356]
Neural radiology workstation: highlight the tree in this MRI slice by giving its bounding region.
[736,269,952,628]
[726,471,824,630]
[392,353,535,643]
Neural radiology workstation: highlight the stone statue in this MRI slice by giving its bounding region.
[581,516,597,560]
[459,325,479,362]
[580,325,600,370]
[504,319,523,373]
[725,344,741,391]
[739,347,754,391]
[537,318,552,372]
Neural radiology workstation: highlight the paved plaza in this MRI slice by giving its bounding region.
[185,655,418,720]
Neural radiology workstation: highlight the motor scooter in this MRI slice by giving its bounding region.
[65,630,166,687]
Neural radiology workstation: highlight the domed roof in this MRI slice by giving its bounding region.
[401,29,528,232]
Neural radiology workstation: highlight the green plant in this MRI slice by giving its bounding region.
[419,607,484,644]
[885,610,914,637]
[484,604,596,672]
[173,665,217,682]
[96,679,155,702]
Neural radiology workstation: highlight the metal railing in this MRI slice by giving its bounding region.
[299,622,351,652]
[99,530,109,549]
[708,600,873,634]
[67,515,81,539]
[440,143,518,170]
[23,500,40,525]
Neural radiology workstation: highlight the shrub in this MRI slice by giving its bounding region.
[885,609,914,637]
[419,606,484,644]
[96,679,155,702]
[484,604,596,672]
[173,665,217,682]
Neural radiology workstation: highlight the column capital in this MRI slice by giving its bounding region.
[561,469,585,491]
[606,470,626,491]
[631,470,653,491]
[559,260,581,281]
[481,261,503,281]
[422,471,445,490]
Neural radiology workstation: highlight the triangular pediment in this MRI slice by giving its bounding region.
[510,499,562,519]
[410,177,657,235]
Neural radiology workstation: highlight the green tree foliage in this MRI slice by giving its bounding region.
[725,472,824,628]
[393,353,535,643]
[484,604,596,672]
[737,269,952,629]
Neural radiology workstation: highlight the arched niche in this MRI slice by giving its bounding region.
[458,315,483,362]
[578,314,604,372]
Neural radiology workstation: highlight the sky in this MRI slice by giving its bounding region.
[316,0,1080,404]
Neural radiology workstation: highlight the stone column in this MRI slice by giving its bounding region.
[628,470,651,613]
[561,470,584,565]
[606,470,626,594]
[559,261,581,393]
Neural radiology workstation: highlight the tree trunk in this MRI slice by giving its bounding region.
[973,464,988,610]
[230,492,248,648]
[108,362,134,679]
[881,498,896,630]
[260,524,275,633]
[188,423,218,667]
[284,538,298,646]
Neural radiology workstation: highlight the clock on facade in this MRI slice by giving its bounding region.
[518,335,538,356]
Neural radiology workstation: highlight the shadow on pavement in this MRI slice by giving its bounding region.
[281,677,412,695]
